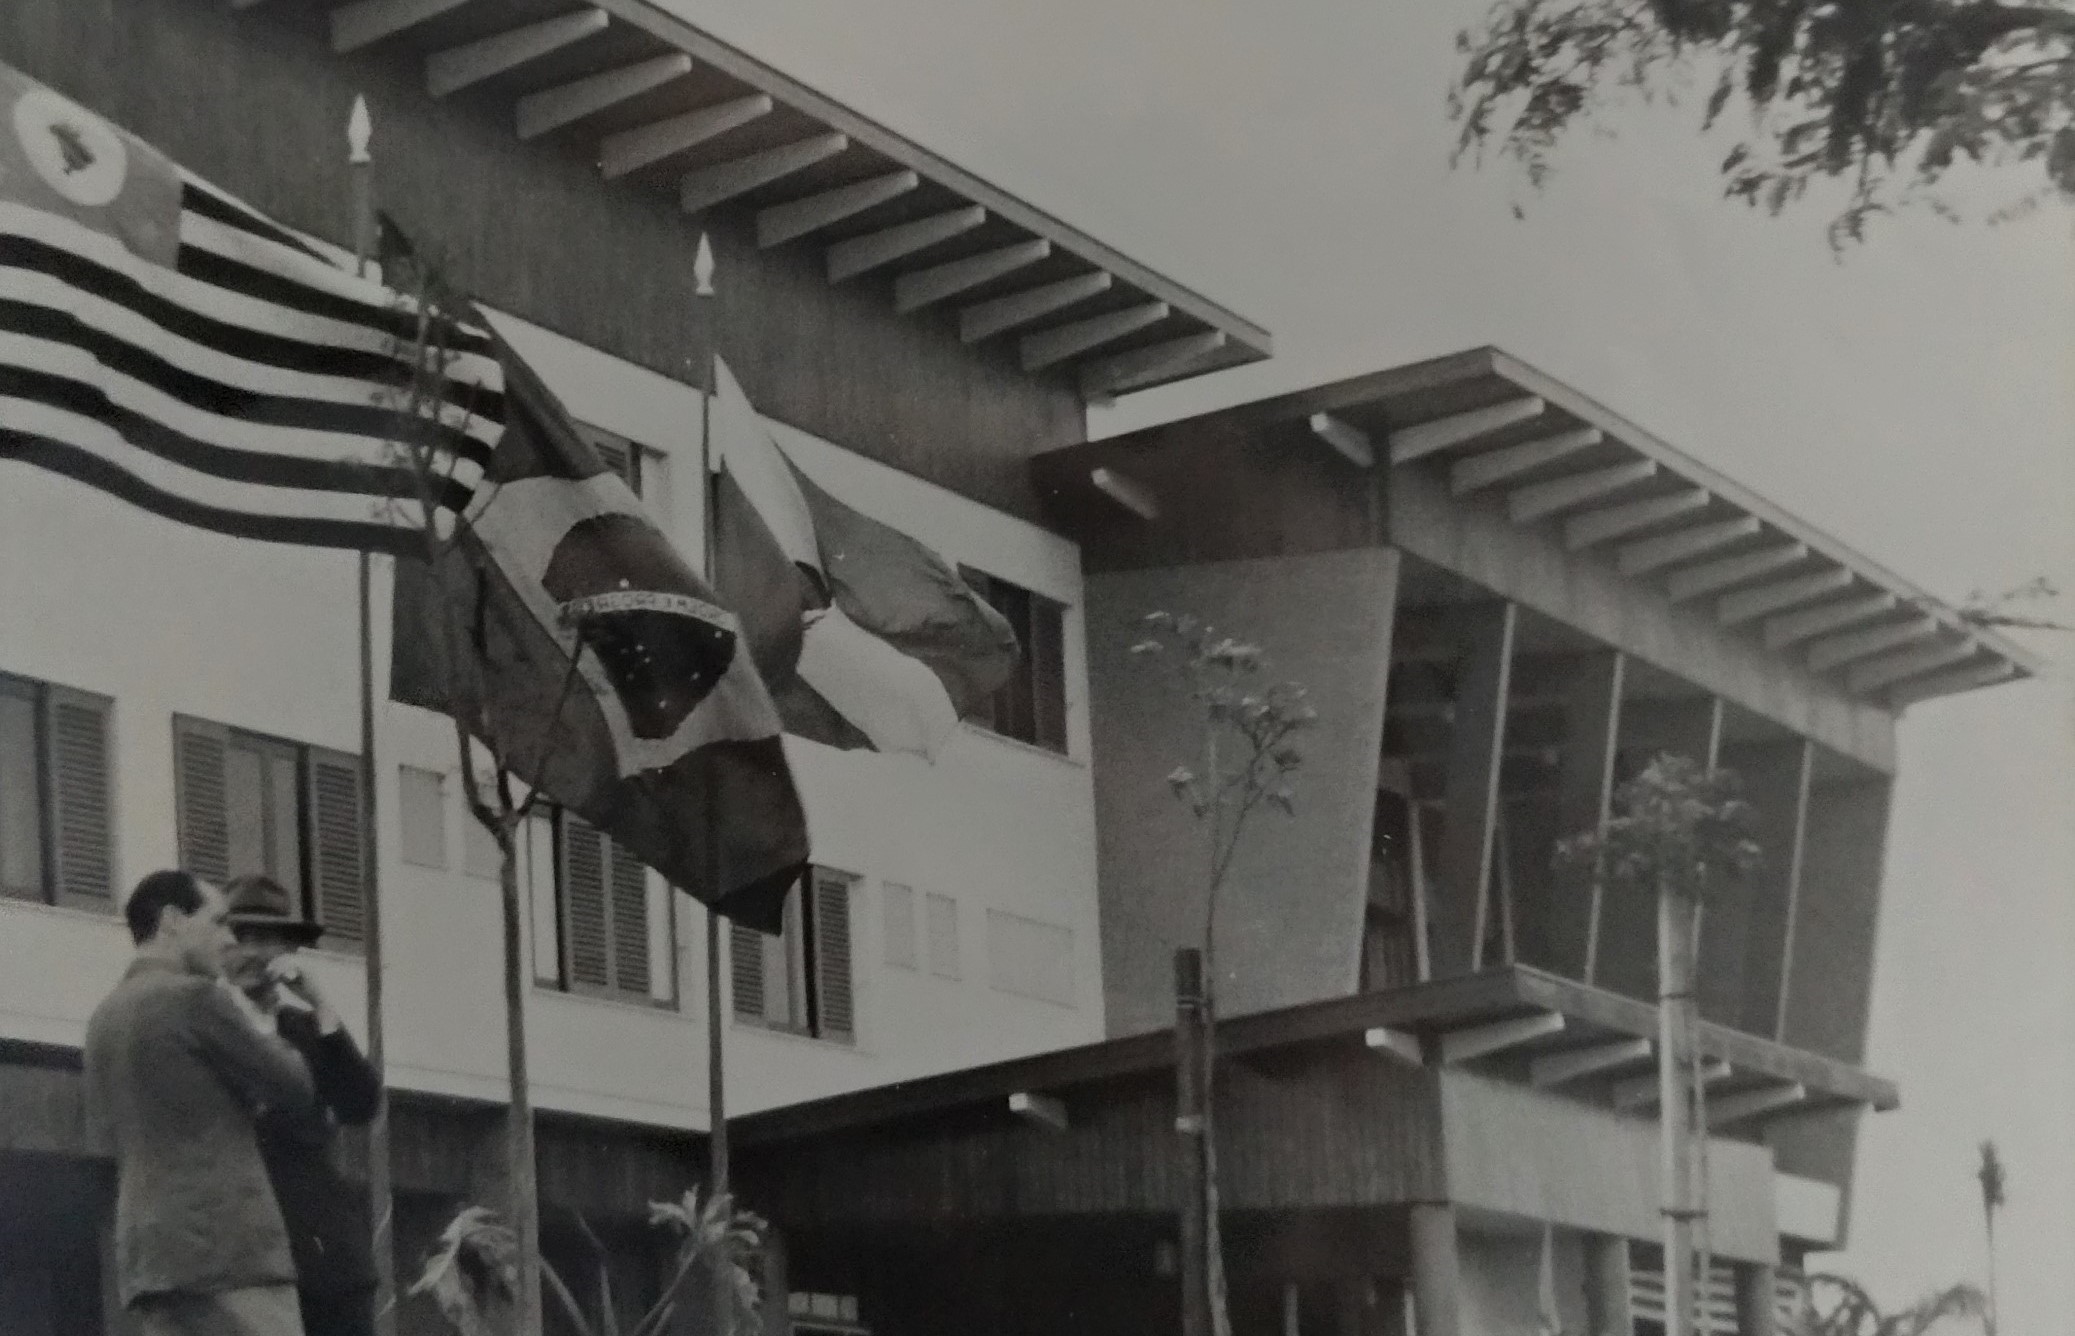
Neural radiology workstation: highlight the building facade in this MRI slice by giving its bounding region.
[0,3,2035,1336]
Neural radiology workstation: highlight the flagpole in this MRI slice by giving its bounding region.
[692,235,732,1317]
[347,93,398,1336]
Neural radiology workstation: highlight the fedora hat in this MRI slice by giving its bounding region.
[221,873,325,944]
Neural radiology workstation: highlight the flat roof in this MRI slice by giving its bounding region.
[300,0,1270,397]
[1120,346,2043,711]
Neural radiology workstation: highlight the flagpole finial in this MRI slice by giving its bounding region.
[694,233,715,297]
[348,95,373,165]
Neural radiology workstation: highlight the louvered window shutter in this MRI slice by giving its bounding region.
[44,686,114,911]
[607,838,651,998]
[812,873,854,1042]
[560,813,612,992]
[305,747,366,948]
[174,717,232,885]
[730,919,766,1021]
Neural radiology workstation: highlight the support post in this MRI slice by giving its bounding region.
[1176,948,1209,1336]
[1735,1263,1777,1336]
[1431,603,1517,977]
[1407,1203,1461,1336]
[1553,653,1624,983]
[1584,1235,1631,1336]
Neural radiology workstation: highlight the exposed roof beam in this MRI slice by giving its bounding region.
[517,53,691,140]
[1890,659,2018,708]
[827,205,985,283]
[332,0,470,54]
[1089,467,1158,521]
[1530,1037,1652,1088]
[1451,427,1603,496]
[893,239,1049,314]
[1710,1082,1807,1126]
[1566,487,1710,551]
[1613,1059,1733,1111]
[1718,568,1856,627]
[1805,616,1939,673]
[962,271,1112,344]
[426,8,607,98]
[1763,592,1899,651]
[1080,331,1226,397]
[758,170,919,248]
[1021,301,1168,371]
[1308,413,1376,468]
[1390,397,1546,465]
[1007,1091,1068,1132]
[680,131,848,214]
[1617,515,1763,578]
[1665,543,1808,604]
[1364,1027,1423,1065]
[1439,1011,1564,1064]
[1847,637,1979,694]
[600,93,774,180]
[1509,460,1657,524]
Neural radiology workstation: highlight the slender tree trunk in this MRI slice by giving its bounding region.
[358,552,398,1336]
[1659,881,1699,1336]
[1176,948,1209,1336]
[501,832,542,1335]
[1984,1214,1999,1336]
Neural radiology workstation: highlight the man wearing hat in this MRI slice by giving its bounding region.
[221,874,384,1336]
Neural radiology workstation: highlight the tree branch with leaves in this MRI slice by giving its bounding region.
[1451,0,2075,245]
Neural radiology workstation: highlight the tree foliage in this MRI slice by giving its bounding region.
[1450,0,2075,243]
[1554,752,1762,902]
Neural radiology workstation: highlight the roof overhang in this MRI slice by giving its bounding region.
[735,965,1896,1149]
[256,0,1270,396]
[1070,346,2042,711]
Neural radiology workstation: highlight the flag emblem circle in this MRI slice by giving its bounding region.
[13,87,127,207]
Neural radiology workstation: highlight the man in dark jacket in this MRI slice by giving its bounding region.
[221,875,385,1336]
[85,869,317,1336]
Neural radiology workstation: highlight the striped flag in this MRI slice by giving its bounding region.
[0,59,499,550]
[0,62,808,924]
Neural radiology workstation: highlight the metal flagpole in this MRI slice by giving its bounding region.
[347,93,398,1336]
[692,233,732,1335]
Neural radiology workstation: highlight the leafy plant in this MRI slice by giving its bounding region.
[1554,752,1763,903]
[1801,1273,1988,1336]
[410,1190,766,1336]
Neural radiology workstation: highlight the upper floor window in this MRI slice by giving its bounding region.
[583,423,644,495]
[173,716,364,949]
[516,806,670,1007]
[0,671,114,912]
[732,866,855,1043]
[958,568,1068,754]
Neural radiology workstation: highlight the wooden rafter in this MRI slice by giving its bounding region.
[1391,397,1545,465]
[1451,427,1603,496]
[426,8,608,99]
[680,131,847,213]
[827,206,985,283]
[516,53,691,140]
[600,92,773,180]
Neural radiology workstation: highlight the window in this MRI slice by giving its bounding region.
[732,867,855,1043]
[554,810,664,1003]
[925,891,960,979]
[583,424,644,495]
[985,909,1074,1005]
[881,882,917,971]
[0,672,114,911]
[174,716,364,947]
[397,765,448,870]
[958,568,1068,754]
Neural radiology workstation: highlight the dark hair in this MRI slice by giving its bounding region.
[124,870,207,945]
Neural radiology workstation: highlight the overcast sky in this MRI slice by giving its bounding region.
[666,0,2074,1325]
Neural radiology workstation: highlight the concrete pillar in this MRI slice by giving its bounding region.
[1735,1264,1777,1336]
[1583,1234,1630,1336]
[762,1226,792,1336]
[1407,1203,1462,1336]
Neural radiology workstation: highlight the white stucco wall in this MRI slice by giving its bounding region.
[0,311,1103,1130]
